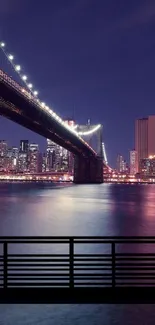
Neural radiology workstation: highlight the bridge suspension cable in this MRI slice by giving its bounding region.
[0,41,97,156]
[77,124,101,136]
[102,142,108,164]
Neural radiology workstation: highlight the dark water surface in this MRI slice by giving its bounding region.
[0,182,155,324]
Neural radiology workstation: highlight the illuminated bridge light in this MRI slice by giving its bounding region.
[8,54,14,60]
[22,75,27,81]
[15,65,21,71]
[34,91,38,96]
[0,42,5,47]
[28,83,33,89]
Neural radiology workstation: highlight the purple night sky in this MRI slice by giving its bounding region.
[0,0,155,167]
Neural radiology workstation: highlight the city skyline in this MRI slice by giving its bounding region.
[0,138,74,174]
[1,1,155,167]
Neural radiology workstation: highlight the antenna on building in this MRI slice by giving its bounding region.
[88,119,91,125]
[72,105,75,122]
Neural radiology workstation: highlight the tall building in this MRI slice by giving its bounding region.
[140,156,155,177]
[0,140,8,171]
[46,139,56,171]
[130,150,138,175]
[135,116,155,171]
[29,143,39,173]
[12,147,19,172]
[18,152,28,173]
[117,155,126,173]
[20,140,29,153]
[6,147,14,172]
[18,140,29,173]
[42,153,47,172]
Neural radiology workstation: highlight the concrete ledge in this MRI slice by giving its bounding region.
[0,288,155,304]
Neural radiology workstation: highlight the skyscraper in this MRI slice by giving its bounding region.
[135,116,155,171]
[46,139,56,171]
[20,140,29,153]
[130,150,138,175]
[0,140,8,171]
[18,140,29,173]
[117,155,126,173]
[29,143,39,173]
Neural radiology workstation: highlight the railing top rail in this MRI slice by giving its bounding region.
[1,236,155,244]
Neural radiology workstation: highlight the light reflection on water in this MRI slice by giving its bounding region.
[1,183,155,324]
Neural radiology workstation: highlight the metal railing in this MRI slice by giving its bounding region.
[1,236,155,289]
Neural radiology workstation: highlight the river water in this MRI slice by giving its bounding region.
[0,182,155,324]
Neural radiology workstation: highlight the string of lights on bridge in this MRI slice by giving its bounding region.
[0,41,102,152]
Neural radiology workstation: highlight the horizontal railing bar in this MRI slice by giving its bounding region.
[115,260,155,268]
[116,277,155,280]
[7,259,70,262]
[7,254,112,258]
[115,273,155,276]
[74,254,112,257]
[0,235,154,239]
[74,258,112,261]
[115,267,155,270]
[7,277,70,280]
[7,268,70,271]
[116,258,155,261]
[7,263,70,267]
[72,282,112,285]
[8,282,69,287]
[7,274,112,278]
[116,253,155,256]
[8,254,70,257]
[74,263,110,266]
[8,277,111,284]
[1,236,155,243]
[7,273,69,277]
[116,282,155,285]
[0,241,70,244]
[74,267,112,270]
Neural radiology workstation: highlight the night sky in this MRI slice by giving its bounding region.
[0,0,155,167]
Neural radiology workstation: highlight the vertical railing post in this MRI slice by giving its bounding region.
[69,238,74,289]
[3,242,8,289]
[112,241,115,288]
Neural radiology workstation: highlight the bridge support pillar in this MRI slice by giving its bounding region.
[73,156,103,184]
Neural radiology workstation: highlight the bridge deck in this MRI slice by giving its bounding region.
[1,236,155,303]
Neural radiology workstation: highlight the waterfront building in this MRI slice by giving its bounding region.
[20,140,29,153]
[130,150,138,175]
[116,155,126,173]
[18,140,29,173]
[135,116,155,171]
[29,143,39,173]
[46,139,56,171]
[0,140,8,171]
[140,155,155,177]
[42,153,47,172]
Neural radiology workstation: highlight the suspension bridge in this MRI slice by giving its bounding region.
[0,41,109,183]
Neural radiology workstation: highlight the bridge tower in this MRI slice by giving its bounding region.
[74,121,103,184]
